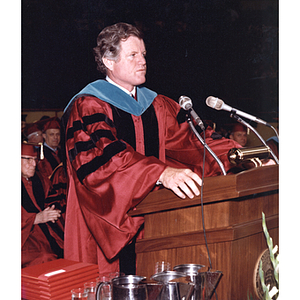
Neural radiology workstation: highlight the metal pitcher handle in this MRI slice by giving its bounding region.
[96,281,111,300]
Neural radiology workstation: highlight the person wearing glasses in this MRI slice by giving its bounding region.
[21,142,64,268]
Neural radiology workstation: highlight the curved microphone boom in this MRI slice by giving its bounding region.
[206,96,271,127]
[179,96,205,131]
[230,113,279,164]
[178,95,227,175]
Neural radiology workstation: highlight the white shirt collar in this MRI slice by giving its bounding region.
[44,142,57,152]
[106,76,136,97]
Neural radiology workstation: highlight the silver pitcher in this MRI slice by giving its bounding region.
[96,275,164,300]
[173,265,222,300]
[96,275,147,300]
[150,271,195,300]
[173,264,205,283]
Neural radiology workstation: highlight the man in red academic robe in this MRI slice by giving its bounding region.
[23,122,44,144]
[62,23,241,275]
[37,117,67,217]
[21,143,64,268]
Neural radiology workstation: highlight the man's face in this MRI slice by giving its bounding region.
[43,128,60,148]
[230,131,247,147]
[21,155,37,179]
[107,36,147,92]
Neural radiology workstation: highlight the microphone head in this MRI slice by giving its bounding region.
[179,95,192,110]
[206,96,224,110]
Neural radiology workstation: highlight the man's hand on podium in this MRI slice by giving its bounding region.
[158,167,202,199]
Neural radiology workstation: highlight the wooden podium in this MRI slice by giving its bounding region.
[129,165,279,300]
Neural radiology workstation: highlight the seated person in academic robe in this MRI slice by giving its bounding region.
[61,23,242,276]
[37,117,67,217]
[21,143,64,268]
[23,122,44,144]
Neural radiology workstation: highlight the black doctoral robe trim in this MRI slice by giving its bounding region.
[43,146,60,170]
[76,140,127,183]
[141,104,159,159]
[111,105,136,151]
[111,104,159,275]
[111,104,159,159]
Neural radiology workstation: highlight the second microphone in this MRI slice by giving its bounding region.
[179,96,205,131]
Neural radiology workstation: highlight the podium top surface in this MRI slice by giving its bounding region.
[129,165,278,216]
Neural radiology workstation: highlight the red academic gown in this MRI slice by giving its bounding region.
[63,93,240,275]
[21,172,64,268]
[37,146,67,218]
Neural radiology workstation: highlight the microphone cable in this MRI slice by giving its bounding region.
[186,115,218,299]
[185,115,214,269]
[200,129,218,300]
[199,130,213,269]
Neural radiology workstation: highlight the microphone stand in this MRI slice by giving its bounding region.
[230,113,279,164]
[186,115,220,299]
[186,116,227,176]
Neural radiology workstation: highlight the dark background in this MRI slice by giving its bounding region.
[22,0,278,125]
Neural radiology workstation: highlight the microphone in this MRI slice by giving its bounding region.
[179,96,205,131]
[206,96,271,127]
[179,95,227,175]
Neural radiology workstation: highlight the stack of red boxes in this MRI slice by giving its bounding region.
[21,259,99,300]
